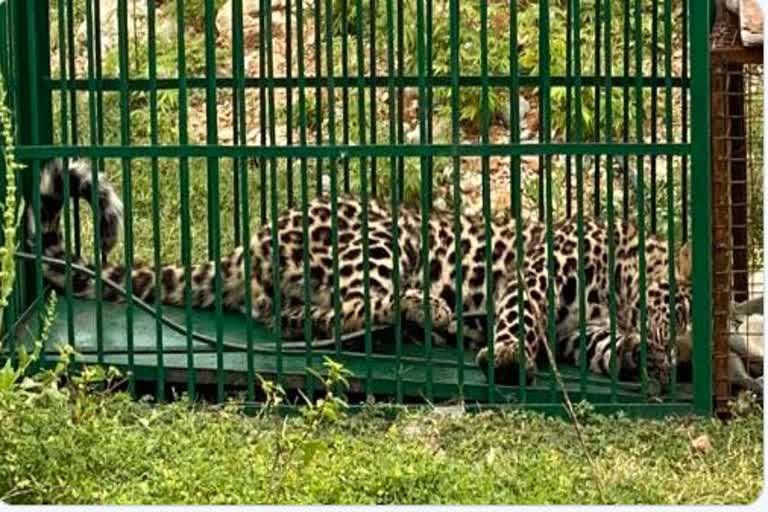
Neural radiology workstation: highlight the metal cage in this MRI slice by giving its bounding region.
[0,0,713,415]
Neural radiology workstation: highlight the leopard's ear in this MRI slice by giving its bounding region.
[676,242,692,283]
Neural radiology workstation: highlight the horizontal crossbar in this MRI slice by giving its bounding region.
[16,143,691,160]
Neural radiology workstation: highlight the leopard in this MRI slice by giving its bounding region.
[30,158,692,388]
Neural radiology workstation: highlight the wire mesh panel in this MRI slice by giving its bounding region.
[711,56,763,412]
[0,0,713,415]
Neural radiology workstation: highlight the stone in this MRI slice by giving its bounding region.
[691,434,713,454]
[216,0,288,49]
[740,0,764,47]
[76,0,151,56]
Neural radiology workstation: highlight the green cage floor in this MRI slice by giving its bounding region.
[9,297,693,405]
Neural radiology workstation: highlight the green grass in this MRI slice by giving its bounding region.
[0,386,763,505]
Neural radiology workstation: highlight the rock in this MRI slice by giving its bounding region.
[76,0,150,56]
[727,0,740,14]
[691,434,713,454]
[740,0,764,47]
[216,0,288,49]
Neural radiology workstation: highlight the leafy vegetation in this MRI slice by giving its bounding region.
[0,367,763,504]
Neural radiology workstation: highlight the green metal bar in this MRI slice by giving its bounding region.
[17,143,693,160]
[565,0,572,218]
[341,0,350,193]
[368,0,377,197]
[117,0,135,395]
[572,0,587,400]
[425,0,433,209]
[231,0,241,245]
[449,0,464,399]
[265,0,283,386]
[93,0,104,177]
[258,0,267,222]
[66,0,81,258]
[509,0,526,403]
[622,0,629,220]
[83,0,104,364]
[681,0,689,242]
[396,0,404,198]
[634,0,648,395]
[416,0,433,401]
[285,0,294,209]
[689,0,711,416]
[24,1,44,357]
[385,0,402,404]
[664,0,677,401]
[355,0,372,396]
[205,0,225,403]
[232,0,254,408]
[296,0,315,400]
[176,0,196,400]
[592,0,601,217]
[604,0,618,404]
[539,0,556,402]
[479,0,494,404]
[313,0,323,197]
[650,0,659,234]
[56,0,75,350]
[147,0,165,401]
[324,0,342,368]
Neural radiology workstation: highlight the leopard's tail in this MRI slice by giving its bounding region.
[32,158,248,309]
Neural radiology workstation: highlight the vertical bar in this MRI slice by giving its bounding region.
[324,0,342,365]
[66,0,81,258]
[650,0,658,233]
[565,0,572,219]
[450,0,464,398]
[285,0,294,208]
[509,0,526,402]
[681,0,689,242]
[231,0,241,245]
[663,0,677,401]
[416,0,433,401]
[296,0,315,400]
[340,0,352,194]
[84,0,104,364]
[259,0,268,221]
[369,0,377,196]
[592,0,602,217]
[385,0,403,403]
[539,0,556,402]
[205,0,225,403]
[572,0,587,399]
[57,0,75,350]
[24,1,43,354]
[479,0,493,404]
[341,0,350,193]
[147,0,165,401]
[622,0,630,221]
[396,0,404,198]
[176,0,196,400]
[313,0,323,197]
[264,0,284,385]
[604,0,618,403]
[93,0,104,177]
[233,0,255,409]
[634,0,648,395]
[354,0,372,395]
[117,0,135,395]
[689,0,711,415]
[425,0,433,209]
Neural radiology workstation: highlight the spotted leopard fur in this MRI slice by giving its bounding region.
[32,158,692,387]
